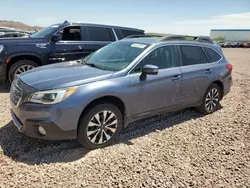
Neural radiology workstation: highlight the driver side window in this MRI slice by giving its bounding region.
[143,45,177,69]
[130,45,177,74]
[57,26,81,41]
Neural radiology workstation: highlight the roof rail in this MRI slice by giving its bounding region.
[124,34,149,39]
[124,34,162,39]
[157,34,213,44]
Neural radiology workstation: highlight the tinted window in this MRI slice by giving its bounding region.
[200,39,210,43]
[203,47,221,62]
[130,63,142,74]
[200,49,209,64]
[180,45,208,66]
[143,46,177,69]
[87,27,114,41]
[114,29,124,40]
[57,26,81,41]
[120,29,144,37]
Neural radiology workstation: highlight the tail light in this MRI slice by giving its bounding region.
[226,64,233,72]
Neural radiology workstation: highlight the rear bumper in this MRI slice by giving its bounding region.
[11,109,77,140]
[223,74,232,97]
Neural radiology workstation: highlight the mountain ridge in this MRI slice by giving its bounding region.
[0,20,43,31]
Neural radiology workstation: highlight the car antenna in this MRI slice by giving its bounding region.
[63,20,69,24]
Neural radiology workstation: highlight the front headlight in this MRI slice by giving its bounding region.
[0,45,4,53]
[28,87,77,104]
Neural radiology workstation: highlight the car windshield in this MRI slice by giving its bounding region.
[30,25,60,38]
[83,41,149,71]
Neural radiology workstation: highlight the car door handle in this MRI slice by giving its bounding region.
[171,75,181,81]
[78,45,84,50]
[205,69,212,74]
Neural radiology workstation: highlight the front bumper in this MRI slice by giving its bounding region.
[11,109,76,140]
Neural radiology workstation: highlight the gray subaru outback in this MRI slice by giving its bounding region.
[10,36,232,149]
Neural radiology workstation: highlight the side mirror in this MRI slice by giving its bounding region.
[142,64,159,75]
[51,34,62,43]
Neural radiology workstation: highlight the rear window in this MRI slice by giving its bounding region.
[180,45,209,66]
[87,27,114,41]
[203,47,221,62]
[120,29,144,37]
[114,29,124,40]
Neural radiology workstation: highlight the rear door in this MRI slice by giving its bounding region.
[83,26,116,56]
[178,45,214,106]
[49,26,87,64]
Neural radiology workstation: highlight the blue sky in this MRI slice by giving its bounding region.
[1,0,250,35]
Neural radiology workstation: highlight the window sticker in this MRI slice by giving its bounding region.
[131,43,147,48]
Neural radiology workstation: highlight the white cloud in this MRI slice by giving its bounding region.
[146,12,250,36]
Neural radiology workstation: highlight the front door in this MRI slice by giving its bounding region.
[49,26,87,64]
[128,45,182,117]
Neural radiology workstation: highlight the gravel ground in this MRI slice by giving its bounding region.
[0,48,250,188]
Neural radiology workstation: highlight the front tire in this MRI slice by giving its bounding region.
[198,84,222,115]
[8,60,39,82]
[77,102,123,149]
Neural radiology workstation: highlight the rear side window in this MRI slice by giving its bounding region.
[114,29,124,40]
[180,45,208,66]
[87,27,114,41]
[120,29,144,37]
[203,47,221,62]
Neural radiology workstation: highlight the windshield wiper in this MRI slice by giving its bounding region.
[85,62,108,70]
[76,59,87,64]
[77,59,108,70]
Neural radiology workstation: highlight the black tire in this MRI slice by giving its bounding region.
[8,60,39,82]
[77,102,123,149]
[198,83,222,115]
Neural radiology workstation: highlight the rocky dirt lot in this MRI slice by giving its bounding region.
[0,49,250,188]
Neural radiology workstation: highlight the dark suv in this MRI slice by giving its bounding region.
[0,21,144,82]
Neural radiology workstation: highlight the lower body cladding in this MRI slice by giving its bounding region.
[0,61,7,81]
[10,101,81,140]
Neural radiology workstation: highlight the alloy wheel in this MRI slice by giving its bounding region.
[86,110,118,144]
[14,65,35,77]
[205,88,219,112]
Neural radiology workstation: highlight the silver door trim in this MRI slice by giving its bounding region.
[112,28,119,41]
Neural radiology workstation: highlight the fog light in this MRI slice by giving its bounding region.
[38,126,46,135]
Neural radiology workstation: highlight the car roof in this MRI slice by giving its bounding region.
[55,21,144,32]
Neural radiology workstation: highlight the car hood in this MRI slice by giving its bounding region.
[19,61,115,90]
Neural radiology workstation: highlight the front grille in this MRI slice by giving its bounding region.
[10,78,23,106]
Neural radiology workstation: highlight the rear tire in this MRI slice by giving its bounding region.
[198,83,222,115]
[77,102,123,150]
[8,60,39,82]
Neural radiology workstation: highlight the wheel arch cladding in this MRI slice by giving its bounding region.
[212,80,224,99]
[6,55,42,78]
[77,95,126,131]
